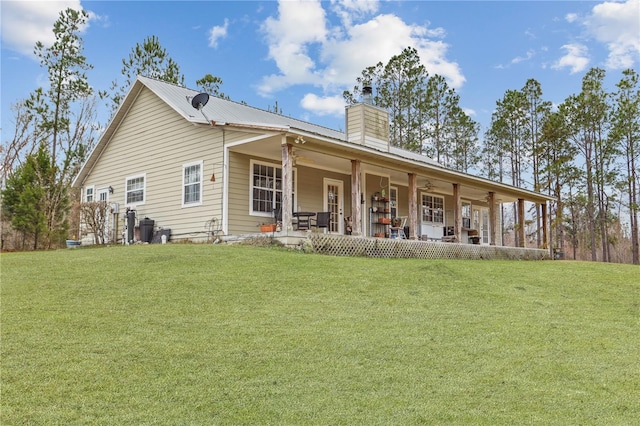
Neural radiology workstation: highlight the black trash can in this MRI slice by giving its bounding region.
[126,209,136,243]
[139,218,155,243]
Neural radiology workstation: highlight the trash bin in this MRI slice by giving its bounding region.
[126,209,136,243]
[139,218,155,243]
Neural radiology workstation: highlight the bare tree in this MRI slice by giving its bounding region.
[79,201,110,245]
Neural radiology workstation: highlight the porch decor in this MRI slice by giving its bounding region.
[306,234,549,260]
[260,224,277,233]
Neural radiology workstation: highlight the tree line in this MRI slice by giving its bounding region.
[344,47,638,264]
[2,9,638,264]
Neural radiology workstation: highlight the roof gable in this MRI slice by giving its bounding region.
[138,76,344,140]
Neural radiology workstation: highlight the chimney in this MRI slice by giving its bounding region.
[345,85,390,151]
[362,85,373,105]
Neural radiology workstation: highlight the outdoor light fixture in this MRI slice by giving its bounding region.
[295,136,306,144]
[108,186,114,194]
[210,173,216,182]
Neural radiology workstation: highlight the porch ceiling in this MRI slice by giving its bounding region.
[230,134,550,205]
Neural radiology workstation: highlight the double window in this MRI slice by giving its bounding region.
[251,161,294,216]
[126,174,145,205]
[421,194,444,224]
[183,161,203,207]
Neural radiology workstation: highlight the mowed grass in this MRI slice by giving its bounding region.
[1,244,638,425]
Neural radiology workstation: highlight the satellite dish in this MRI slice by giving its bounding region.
[191,93,209,110]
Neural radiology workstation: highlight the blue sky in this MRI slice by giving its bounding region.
[2,0,639,143]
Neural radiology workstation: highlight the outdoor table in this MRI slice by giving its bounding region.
[293,212,316,230]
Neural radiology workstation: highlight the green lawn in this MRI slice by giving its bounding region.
[1,244,638,424]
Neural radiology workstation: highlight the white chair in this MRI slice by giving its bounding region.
[390,216,407,239]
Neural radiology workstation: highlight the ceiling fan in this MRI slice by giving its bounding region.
[417,178,432,191]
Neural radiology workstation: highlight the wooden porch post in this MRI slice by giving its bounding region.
[350,160,362,236]
[453,183,462,243]
[489,191,497,246]
[541,202,548,250]
[517,198,525,248]
[408,173,418,239]
[281,141,293,231]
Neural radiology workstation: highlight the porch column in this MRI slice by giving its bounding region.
[350,160,362,236]
[281,141,293,231]
[541,201,548,250]
[517,198,525,248]
[489,192,497,246]
[408,173,418,239]
[453,183,462,243]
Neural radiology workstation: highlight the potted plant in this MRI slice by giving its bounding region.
[260,223,277,232]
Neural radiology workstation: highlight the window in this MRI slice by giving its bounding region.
[421,194,444,224]
[126,174,145,205]
[183,161,203,207]
[250,161,294,216]
[85,186,94,202]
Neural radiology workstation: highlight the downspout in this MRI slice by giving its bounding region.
[222,128,229,237]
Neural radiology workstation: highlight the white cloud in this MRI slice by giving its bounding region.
[208,19,229,48]
[0,1,93,56]
[511,49,536,65]
[259,0,328,92]
[565,13,579,23]
[300,93,345,116]
[552,43,590,74]
[585,0,640,69]
[258,0,465,118]
[330,0,379,27]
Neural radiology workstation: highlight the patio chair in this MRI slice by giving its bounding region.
[390,216,407,239]
[312,211,332,233]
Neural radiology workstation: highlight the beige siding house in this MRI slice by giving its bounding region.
[73,76,553,249]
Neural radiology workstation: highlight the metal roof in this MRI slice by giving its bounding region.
[138,76,345,140]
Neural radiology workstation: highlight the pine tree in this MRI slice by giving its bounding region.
[26,8,97,248]
[110,35,185,111]
[611,69,640,264]
[2,147,53,250]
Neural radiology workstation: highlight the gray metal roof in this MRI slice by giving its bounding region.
[139,76,345,140]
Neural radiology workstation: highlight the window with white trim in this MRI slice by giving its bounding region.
[85,186,94,202]
[421,194,444,224]
[182,161,203,207]
[250,161,294,215]
[125,174,145,205]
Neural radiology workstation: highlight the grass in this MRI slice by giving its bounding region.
[1,244,639,425]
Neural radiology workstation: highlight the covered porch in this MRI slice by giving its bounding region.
[228,130,552,254]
